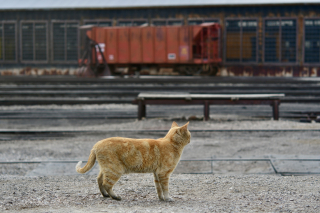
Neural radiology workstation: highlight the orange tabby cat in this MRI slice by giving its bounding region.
[76,121,191,201]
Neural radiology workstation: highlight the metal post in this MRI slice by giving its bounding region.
[240,19,243,63]
[138,100,146,120]
[204,101,209,121]
[272,100,280,120]
[201,27,203,63]
[279,19,282,62]
[33,22,36,61]
[211,156,214,174]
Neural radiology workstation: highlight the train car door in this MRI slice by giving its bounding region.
[130,28,142,63]
[118,28,130,63]
[154,27,166,63]
[166,26,179,63]
[179,26,191,63]
[142,27,155,63]
[105,28,118,64]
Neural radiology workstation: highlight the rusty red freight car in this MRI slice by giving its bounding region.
[80,23,222,76]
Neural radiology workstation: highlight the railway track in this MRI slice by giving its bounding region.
[1,76,320,105]
[0,76,319,120]
[0,106,318,121]
[0,128,320,141]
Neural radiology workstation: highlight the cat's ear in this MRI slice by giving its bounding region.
[171,121,179,128]
[180,122,189,132]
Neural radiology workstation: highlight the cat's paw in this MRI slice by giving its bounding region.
[102,193,110,198]
[163,197,174,202]
[158,196,165,201]
[111,195,122,201]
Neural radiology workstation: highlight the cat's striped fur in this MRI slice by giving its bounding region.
[76,121,191,201]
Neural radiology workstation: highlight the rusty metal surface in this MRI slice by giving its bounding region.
[1,65,320,77]
[0,67,78,76]
[218,66,320,77]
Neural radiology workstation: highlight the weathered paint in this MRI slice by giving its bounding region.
[218,66,320,77]
[0,68,78,76]
[90,24,221,65]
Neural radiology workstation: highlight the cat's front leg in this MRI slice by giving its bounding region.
[153,173,164,200]
[158,173,174,202]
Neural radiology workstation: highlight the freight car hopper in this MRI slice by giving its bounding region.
[79,23,222,77]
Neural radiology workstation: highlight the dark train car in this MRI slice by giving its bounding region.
[0,1,320,77]
[83,24,221,75]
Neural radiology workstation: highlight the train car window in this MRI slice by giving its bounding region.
[84,20,112,27]
[99,21,112,27]
[35,23,48,61]
[132,20,148,26]
[21,21,48,62]
[225,19,257,63]
[117,20,147,27]
[152,20,166,26]
[281,20,296,63]
[52,21,79,63]
[117,20,132,26]
[21,23,33,61]
[84,21,98,26]
[66,23,79,61]
[203,19,219,24]
[304,18,320,63]
[167,19,183,26]
[226,20,241,62]
[0,22,17,62]
[4,23,17,61]
[0,25,3,60]
[188,19,203,25]
[242,20,257,62]
[53,22,65,61]
[264,20,279,62]
[264,18,297,63]
[188,18,219,25]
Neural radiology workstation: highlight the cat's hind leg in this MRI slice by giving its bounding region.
[153,173,164,201]
[102,169,122,201]
[158,171,174,202]
[97,171,109,197]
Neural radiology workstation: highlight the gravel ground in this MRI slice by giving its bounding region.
[1,104,320,212]
[1,174,319,213]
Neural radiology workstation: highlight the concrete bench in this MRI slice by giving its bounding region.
[133,93,285,121]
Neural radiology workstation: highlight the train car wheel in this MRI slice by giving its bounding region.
[178,65,201,75]
[200,64,218,76]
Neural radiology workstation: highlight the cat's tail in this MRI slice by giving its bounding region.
[76,150,96,174]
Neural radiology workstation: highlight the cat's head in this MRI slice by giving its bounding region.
[166,121,191,146]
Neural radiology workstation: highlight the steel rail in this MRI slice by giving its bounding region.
[1,158,319,176]
[1,76,320,84]
[0,99,132,105]
[0,112,317,120]
[1,129,320,134]
[1,97,320,105]
[2,85,320,90]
